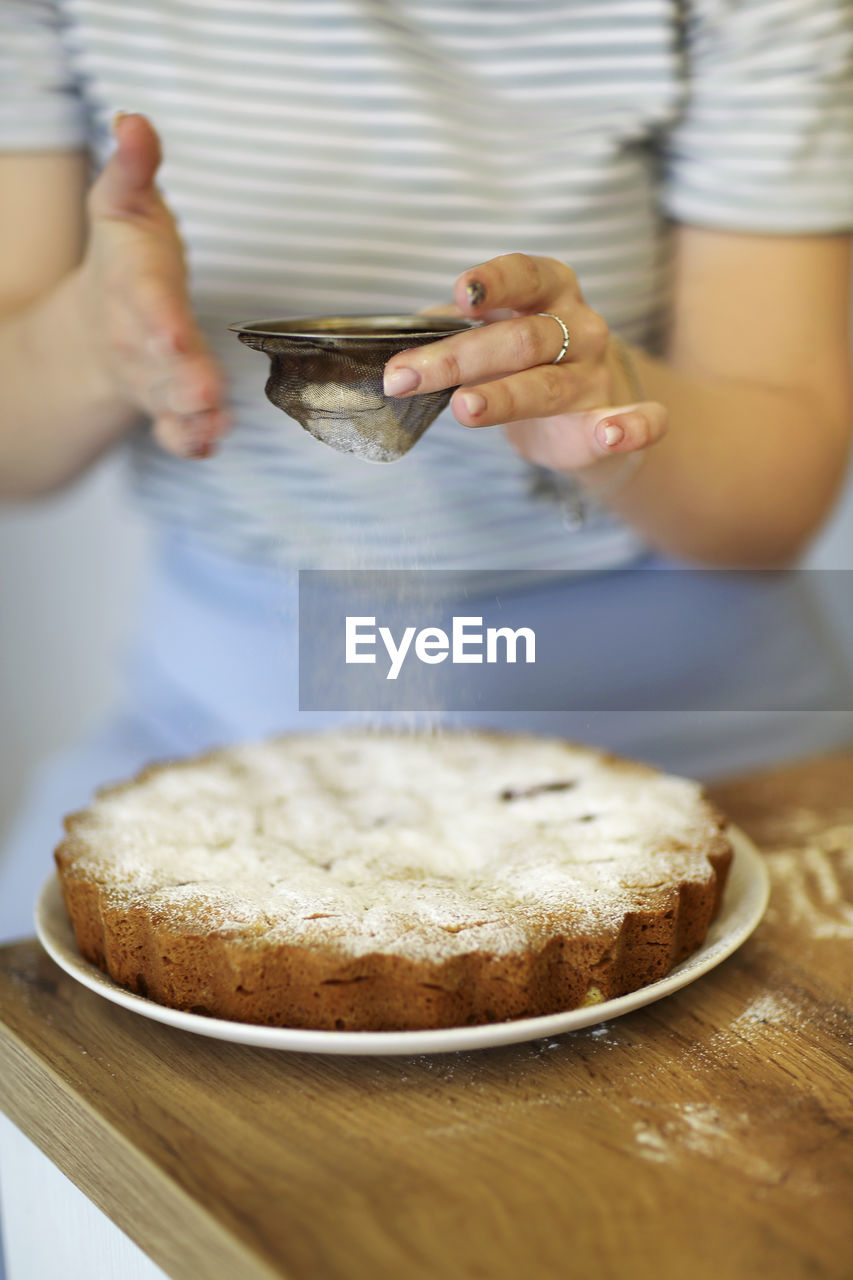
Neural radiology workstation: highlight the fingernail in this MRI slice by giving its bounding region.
[459,391,487,418]
[466,281,486,307]
[597,421,624,449]
[383,367,420,396]
[111,110,136,136]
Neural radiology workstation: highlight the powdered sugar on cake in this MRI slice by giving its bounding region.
[61,732,724,963]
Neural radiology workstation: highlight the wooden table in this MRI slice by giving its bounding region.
[1,751,851,1280]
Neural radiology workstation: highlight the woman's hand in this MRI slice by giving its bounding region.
[383,253,667,473]
[82,113,227,458]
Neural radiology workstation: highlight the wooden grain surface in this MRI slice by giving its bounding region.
[1,750,851,1280]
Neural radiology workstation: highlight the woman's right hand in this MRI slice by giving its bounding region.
[83,112,228,458]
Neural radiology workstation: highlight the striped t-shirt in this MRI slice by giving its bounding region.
[4,0,853,570]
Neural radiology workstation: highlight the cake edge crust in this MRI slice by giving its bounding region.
[54,734,734,1032]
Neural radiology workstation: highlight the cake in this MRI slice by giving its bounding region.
[54,731,733,1031]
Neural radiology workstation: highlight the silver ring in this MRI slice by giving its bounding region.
[537,312,570,365]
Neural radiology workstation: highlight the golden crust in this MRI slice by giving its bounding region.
[55,732,733,1032]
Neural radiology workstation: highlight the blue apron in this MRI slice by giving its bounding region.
[2,528,850,942]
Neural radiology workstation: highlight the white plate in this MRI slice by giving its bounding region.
[36,826,768,1056]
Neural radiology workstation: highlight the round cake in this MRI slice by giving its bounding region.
[54,731,733,1031]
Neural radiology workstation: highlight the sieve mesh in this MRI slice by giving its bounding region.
[230,315,478,462]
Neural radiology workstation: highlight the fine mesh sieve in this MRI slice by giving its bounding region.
[229,315,478,463]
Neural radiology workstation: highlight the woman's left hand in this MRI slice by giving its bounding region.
[383,253,667,472]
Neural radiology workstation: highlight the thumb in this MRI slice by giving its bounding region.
[89,112,163,220]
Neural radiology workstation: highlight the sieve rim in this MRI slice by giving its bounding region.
[228,314,479,340]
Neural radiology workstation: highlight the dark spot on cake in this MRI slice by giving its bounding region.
[335,1018,346,1030]
[136,972,148,997]
[500,779,577,801]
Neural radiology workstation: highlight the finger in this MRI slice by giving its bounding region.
[106,274,226,423]
[454,253,577,317]
[417,303,462,317]
[116,268,225,409]
[127,272,195,355]
[504,401,668,472]
[151,407,229,459]
[143,348,227,418]
[384,308,604,397]
[152,412,206,458]
[591,403,668,457]
[163,354,226,415]
[449,363,581,428]
[90,113,163,220]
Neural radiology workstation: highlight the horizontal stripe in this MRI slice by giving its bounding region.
[71,46,671,99]
[164,140,645,185]
[74,43,677,81]
[5,0,852,572]
[173,189,650,238]
[72,0,672,24]
[183,226,654,270]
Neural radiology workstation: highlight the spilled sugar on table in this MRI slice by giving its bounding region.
[0,750,851,1280]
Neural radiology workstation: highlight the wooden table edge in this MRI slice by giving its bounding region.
[0,1009,282,1280]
